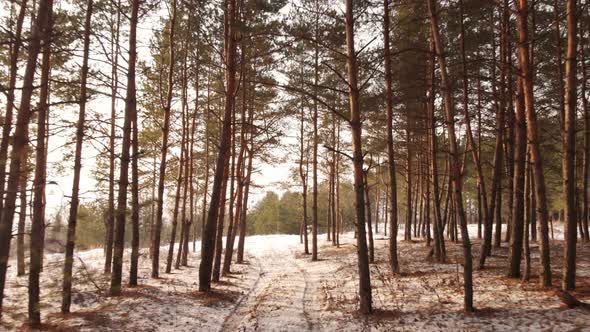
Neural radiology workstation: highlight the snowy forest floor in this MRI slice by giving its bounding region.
[2,223,590,331]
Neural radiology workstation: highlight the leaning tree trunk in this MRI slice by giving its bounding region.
[0,0,53,319]
[344,0,372,314]
[109,0,138,296]
[199,0,237,291]
[427,0,474,312]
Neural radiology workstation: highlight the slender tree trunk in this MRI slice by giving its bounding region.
[0,0,28,213]
[298,69,310,254]
[515,0,552,288]
[523,149,532,282]
[176,47,192,269]
[129,71,140,286]
[152,0,177,279]
[345,0,372,313]
[201,79,211,238]
[237,120,254,264]
[27,10,54,326]
[562,0,577,291]
[105,0,121,274]
[555,0,566,131]
[212,128,232,282]
[311,0,320,261]
[187,47,200,261]
[61,0,93,314]
[582,5,590,242]
[427,31,445,262]
[508,74,527,278]
[364,171,375,263]
[336,120,341,247]
[166,101,187,274]
[0,0,52,317]
[482,1,507,266]
[199,0,237,291]
[17,170,27,277]
[428,0,474,312]
[459,0,491,262]
[109,0,138,295]
[222,49,247,273]
[405,125,412,242]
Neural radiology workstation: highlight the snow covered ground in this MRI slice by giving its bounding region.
[1,223,590,331]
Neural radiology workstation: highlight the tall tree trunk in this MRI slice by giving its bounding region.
[582,3,590,242]
[482,1,507,266]
[427,30,446,262]
[345,0,372,314]
[0,0,28,213]
[555,0,566,131]
[212,126,232,282]
[331,116,337,244]
[222,48,247,273]
[0,0,52,320]
[562,0,577,291]
[364,171,375,264]
[186,48,199,262]
[298,67,310,255]
[17,169,27,277]
[109,0,138,295]
[237,114,254,264]
[105,0,121,274]
[61,0,93,314]
[507,73,527,278]
[199,0,237,291]
[459,0,490,262]
[201,79,211,238]
[336,119,341,247]
[152,0,177,278]
[515,0,552,288]
[176,47,191,270]
[311,0,320,261]
[166,99,187,274]
[523,148,532,282]
[129,68,140,286]
[427,0,474,312]
[405,124,412,242]
[28,9,53,325]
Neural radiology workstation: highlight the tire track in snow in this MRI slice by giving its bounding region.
[218,255,264,332]
[219,239,316,331]
[293,254,315,331]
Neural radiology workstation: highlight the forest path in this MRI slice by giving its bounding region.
[219,237,320,332]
